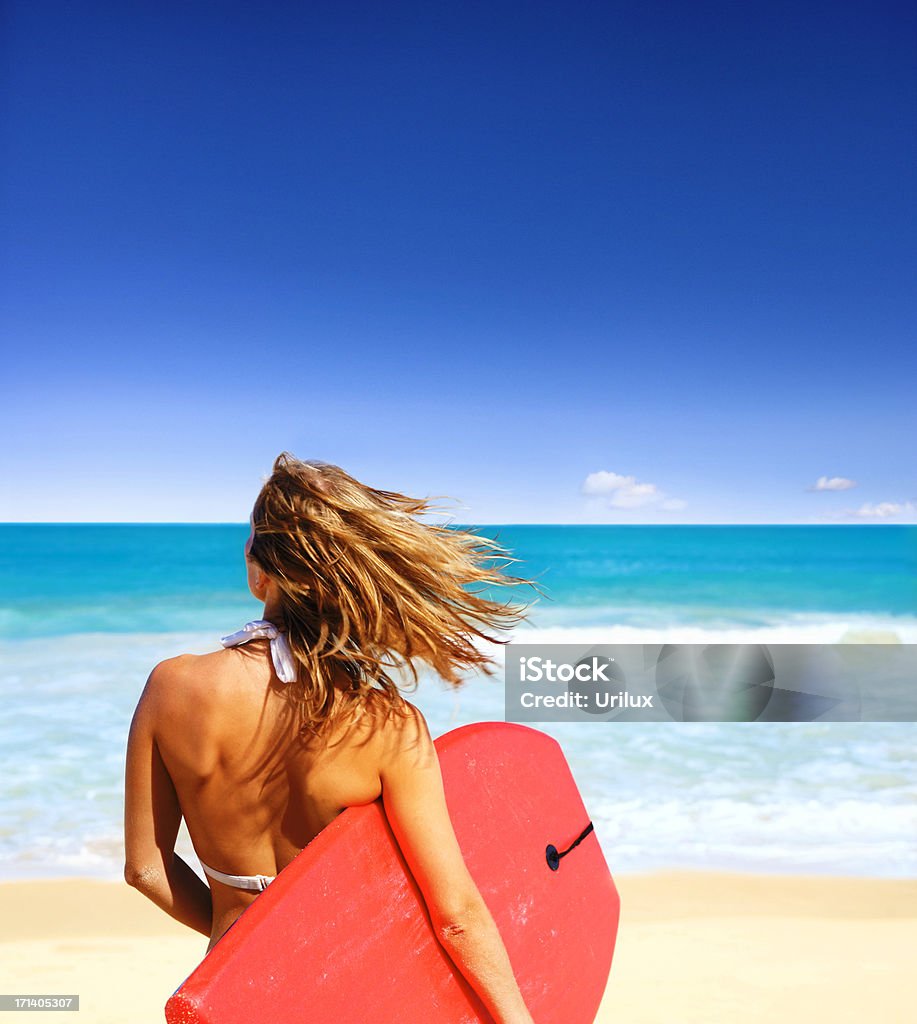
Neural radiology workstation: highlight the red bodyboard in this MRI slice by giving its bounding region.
[165,722,619,1023]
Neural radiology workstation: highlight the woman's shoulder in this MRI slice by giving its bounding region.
[142,650,233,711]
[356,693,436,773]
[146,650,214,683]
[137,651,247,761]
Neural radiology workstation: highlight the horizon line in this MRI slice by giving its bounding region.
[0,521,912,528]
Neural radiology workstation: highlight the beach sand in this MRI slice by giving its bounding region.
[1,873,914,1024]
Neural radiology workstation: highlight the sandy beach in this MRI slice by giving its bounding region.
[1,872,914,1023]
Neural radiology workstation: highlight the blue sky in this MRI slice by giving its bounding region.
[2,1,914,523]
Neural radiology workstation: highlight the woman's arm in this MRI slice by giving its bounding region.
[123,664,212,936]
[379,704,534,1024]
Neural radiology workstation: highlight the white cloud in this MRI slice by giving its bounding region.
[582,470,685,513]
[849,501,916,520]
[810,476,856,491]
[582,471,638,495]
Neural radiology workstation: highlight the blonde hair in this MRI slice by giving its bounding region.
[249,453,532,733]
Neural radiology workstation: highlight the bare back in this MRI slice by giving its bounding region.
[151,641,389,945]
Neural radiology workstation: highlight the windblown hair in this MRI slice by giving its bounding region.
[248,453,533,734]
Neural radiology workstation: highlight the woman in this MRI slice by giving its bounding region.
[124,453,535,1024]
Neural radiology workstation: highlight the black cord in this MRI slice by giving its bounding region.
[545,821,594,871]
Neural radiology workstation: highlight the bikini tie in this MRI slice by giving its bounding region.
[221,620,297,684]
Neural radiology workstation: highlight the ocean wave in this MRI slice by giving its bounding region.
[3,788,913,881]
[589,795,917,878]
[506,610,917,645]
[2,628,915,881]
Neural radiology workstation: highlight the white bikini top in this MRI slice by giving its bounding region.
[199,860,274,892]
[221,619,297,683]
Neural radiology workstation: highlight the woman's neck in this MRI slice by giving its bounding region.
[261,598,285,626]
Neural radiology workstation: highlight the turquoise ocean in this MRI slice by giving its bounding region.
[1,524,915,879]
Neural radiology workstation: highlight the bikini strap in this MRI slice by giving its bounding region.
[200,859,274,892]
[221,620,297,684]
